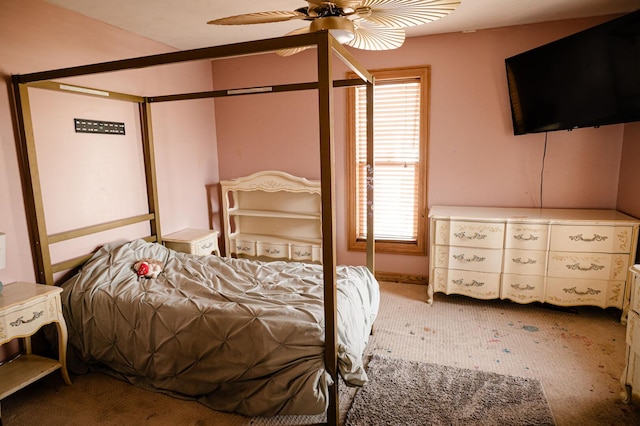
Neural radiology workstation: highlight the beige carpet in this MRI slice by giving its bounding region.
[2,281,640,425]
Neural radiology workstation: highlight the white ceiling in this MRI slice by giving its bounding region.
[46,0,640,50]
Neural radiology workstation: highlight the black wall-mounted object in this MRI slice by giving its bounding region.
[74,118,125,135]
[506,10,640,136]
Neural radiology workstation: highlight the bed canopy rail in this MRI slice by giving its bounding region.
[11,30,374,426]
[11,80,162,285]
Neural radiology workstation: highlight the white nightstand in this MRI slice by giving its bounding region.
[0,282,71,418]
[163,228,220,256]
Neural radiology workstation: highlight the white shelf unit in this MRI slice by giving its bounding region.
[220,171,322,263]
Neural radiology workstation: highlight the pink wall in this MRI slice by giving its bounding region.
[617,122,640,217]
[0,0,219,284]
[211,15,629,276]
[0,2,635,284]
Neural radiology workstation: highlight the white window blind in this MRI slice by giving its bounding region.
[354,79,421,241]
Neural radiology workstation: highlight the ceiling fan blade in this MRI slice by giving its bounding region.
[276,27,314,57]
[208,11,307,25]
[358,0,461,28]
[347,22,405,50]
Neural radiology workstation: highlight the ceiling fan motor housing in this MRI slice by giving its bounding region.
[310,16,355,43]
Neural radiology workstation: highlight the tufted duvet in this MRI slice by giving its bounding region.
[60,239,379,416]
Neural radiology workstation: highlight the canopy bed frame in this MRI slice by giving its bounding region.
[12,31,375,425]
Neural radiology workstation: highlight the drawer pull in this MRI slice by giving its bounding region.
[10,311,44,327]
[566,262,605,272]
[512,257,537,265]
[200,242,213,249]
[294,250,311,257]
[563,287,601,296]
[568,233,608,243]
[513,234,539,241]
[236,245,252,252]
[510,283,535,291]
[453,232,487,241]
[265,248,281,254]
[452,279,484,287]
[453,254,486,263]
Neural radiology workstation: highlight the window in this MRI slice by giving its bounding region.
[347,67,429,255]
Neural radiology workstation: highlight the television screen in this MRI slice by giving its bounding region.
[506,10,640,135]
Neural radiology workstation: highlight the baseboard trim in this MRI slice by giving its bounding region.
[374,271,428,286]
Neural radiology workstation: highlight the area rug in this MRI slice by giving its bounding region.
[344,354,556,426]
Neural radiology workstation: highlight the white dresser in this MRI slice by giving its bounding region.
[220,171,322,263]
[622,265,640,403]
[429,206,640,312]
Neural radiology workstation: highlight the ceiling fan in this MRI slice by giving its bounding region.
[208,0,461,56]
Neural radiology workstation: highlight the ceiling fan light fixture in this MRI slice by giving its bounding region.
[310,17,355,44]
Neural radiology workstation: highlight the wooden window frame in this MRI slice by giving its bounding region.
[347,66,430,256]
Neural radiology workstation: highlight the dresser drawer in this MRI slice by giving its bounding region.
[547,251,628,281]
[291,244,313,261]
[501,274,545,304]
[550,225,634,253]
[545,277,624,308]
[290,244,322,262]
[433,245,503,273]
[231,238,256,257]
[257,241,289,259]
[311,246,322,263]
[432,268,501,300]
[192,234,218,255]
[503,249,547,275]
[505,223,549,250]
[435,220,504,249]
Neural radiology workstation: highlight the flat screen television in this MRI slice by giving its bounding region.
[506,10,640,135]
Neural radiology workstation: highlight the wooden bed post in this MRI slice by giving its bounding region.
[317,32,339,426]
[140,100,162,242]
[365,80,375,273]
[11,78,54,285]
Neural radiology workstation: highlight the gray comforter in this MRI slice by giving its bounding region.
[60,239,379,416]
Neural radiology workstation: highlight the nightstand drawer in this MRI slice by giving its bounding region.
[191,234,219,255]
[3,298,50,339]
[1,292,62,343]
